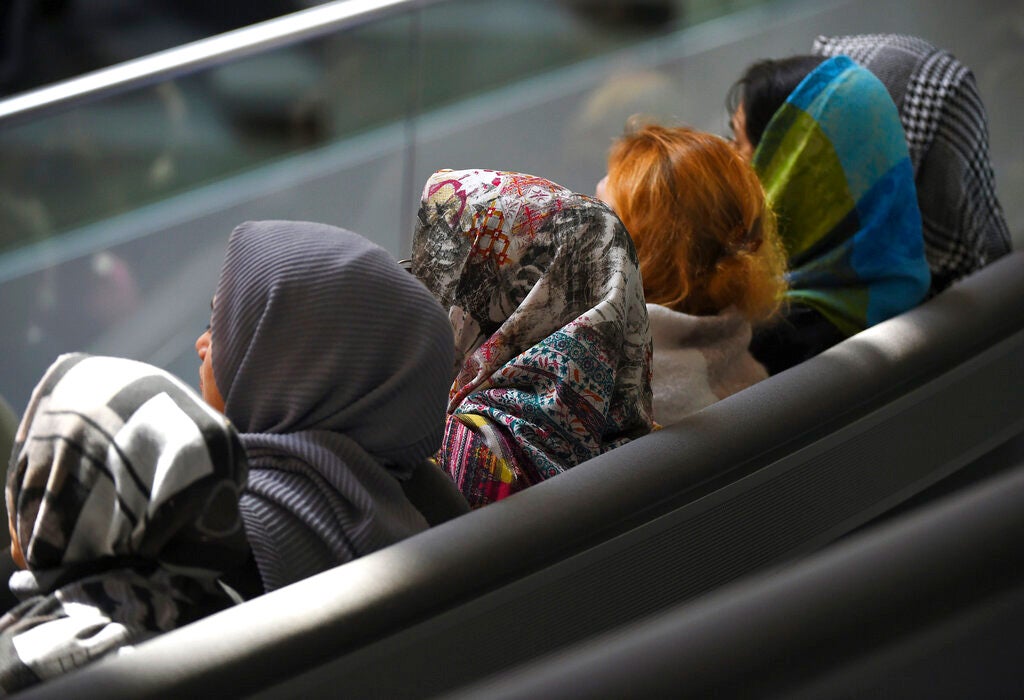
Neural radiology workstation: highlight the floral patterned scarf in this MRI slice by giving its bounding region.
[413,169,653,507]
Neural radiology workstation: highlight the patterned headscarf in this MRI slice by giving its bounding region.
[812,34,1011,293]
[211,221,454,592]
[753,56,931,336]
[413,169,653,507]
[1,353,248,692]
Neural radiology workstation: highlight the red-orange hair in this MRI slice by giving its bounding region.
[604,123,786,323]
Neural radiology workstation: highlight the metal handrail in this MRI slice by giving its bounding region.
[0,0,435,127]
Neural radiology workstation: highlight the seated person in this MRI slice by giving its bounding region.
[195,221,455,594]
[728,55,931,374]
[412,169,655,508]
[597,123,787,425]
[1,353,249,693]
[812,33,1012,293]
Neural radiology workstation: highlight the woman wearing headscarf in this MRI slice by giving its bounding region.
[1,353,249,694]
[195,221,455,594]
[412,169,654,508]
[812,33,1012,293]
[728,55,931,373]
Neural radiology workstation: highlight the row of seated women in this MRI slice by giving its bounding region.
[0,34,1011,692]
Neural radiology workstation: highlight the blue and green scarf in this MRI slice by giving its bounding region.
[753,55,930,336]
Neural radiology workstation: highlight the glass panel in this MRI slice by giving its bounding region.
[0,19,418,254]
[0,2,338,96]
[416,0,682,113]
[0,13,417,409]
[407,0,785,217]
[9,0,1014,417]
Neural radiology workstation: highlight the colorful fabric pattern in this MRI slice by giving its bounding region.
[753,56,931,336]
[413,169,654,508]
[212,221,455,592]
[1,354,249,693]
[812,34,1012,293]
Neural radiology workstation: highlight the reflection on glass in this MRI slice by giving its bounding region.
[0,15,417,255]
[0,0,773,255]
[0,13,417,408]
[0,0,775,410]
[418,0,678,113]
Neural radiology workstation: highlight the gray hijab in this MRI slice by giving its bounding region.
[211,221,454,592]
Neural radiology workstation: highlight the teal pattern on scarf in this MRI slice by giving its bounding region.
[753,55,930,336]
[413,169,654,507]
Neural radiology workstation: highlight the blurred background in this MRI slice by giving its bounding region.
[0,0,1021,410]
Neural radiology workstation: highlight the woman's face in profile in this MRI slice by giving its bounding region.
[730,103,755,162]
[195,302,225,413]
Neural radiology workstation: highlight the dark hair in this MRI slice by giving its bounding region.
[726,55,827,147]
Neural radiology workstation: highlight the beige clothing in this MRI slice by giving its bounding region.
[648,304,768,425]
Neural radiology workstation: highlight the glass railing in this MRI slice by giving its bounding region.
[0,0,1020,411]
[0,1,424,256]
[0,0,762,408]
[0,0,783,258]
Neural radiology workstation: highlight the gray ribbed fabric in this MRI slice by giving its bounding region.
[211,221,455,592]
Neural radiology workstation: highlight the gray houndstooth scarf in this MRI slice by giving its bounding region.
[813,33,1011,293]
[1,354,249,694]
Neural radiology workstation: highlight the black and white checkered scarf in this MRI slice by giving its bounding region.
[0,354,249,694]
[813,33,1011,293]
